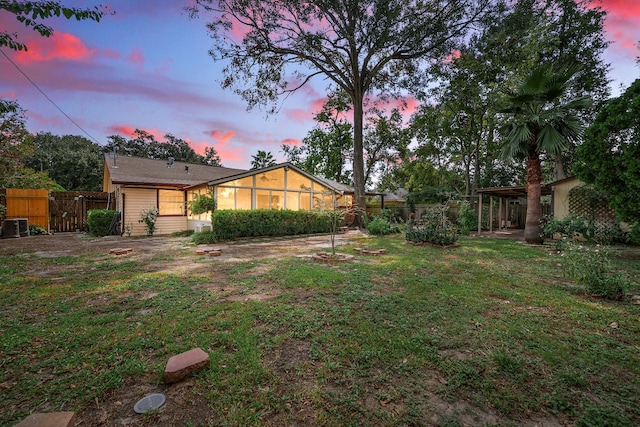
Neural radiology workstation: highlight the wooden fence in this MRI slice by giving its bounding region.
[1,190,115,233]
[1,188,50,229]
[49,191,115,232]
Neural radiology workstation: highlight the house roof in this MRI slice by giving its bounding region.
[476,177,579,198]
[104,155,246,188]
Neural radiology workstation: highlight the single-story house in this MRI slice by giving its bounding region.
[102,155,359,236]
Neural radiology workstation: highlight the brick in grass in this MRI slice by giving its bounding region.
[164,347,210,384]
[14,412,75,427]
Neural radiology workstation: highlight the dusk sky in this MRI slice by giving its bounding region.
[1,0,639,170]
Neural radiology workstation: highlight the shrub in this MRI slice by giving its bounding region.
[367,217,392,236]
[190,193,216,222]
[560,242,628,299]
[203,209,331,241]
[405,203,458,246]
[542,214,629,248]
[192,230,217,245]
[139,208,159,236]
[28,225,48,235]
[88,209,120,236]
[457,201,477,235]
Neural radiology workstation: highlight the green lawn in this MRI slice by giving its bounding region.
[1,235,639,426]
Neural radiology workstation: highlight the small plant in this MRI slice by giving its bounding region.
[28,225,48,235]
[457,201,477,235]
[560,242,628,299]
[139,208,159,236]
[124,223,133,237]
[190,192,217,223]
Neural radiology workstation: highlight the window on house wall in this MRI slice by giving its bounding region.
[286,192,299,210]
[256,169,284,188]
[236,188,252,210]
[286,170,312,191]
[159,189,185,215]
[300,193,311,211]
[216,187,235,210]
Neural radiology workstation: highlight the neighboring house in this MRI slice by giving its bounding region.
[103,155,358,236]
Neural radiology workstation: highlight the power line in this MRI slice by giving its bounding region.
[0,48,101,144]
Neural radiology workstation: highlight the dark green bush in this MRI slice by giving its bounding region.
[457,201,477,235]
[367,217,391,235]
[405,203,458,246]
[201,209,332,241]
[28,225,48,235]
[405,225,458,246]
[87,209,119,236]
[191,231,217,245]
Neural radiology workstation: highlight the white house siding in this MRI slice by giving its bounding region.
[122,187,187,236]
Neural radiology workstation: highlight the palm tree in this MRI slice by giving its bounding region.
[250,150,277,170]
[500,64,590,244]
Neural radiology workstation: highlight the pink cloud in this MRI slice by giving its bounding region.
[127,47,145,66]
[107,125,137,137]
[13,32,97,64]
[209,130,235,146]
[591,0,640,57]
[444,49,462,63]
[281,138,301,146]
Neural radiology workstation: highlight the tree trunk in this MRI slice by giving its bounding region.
[524,146,544,245]
[554,154,566,181]
[351,89,366,227]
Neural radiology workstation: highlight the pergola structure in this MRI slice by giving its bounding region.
[475,185,552,235]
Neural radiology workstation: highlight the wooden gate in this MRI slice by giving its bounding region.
[1,189,49,229]
[49,192,115,232]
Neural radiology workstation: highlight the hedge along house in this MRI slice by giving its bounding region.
[103,155,358,236]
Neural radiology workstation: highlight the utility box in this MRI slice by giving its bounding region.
[16,218,29,237]
[1,219,20,238]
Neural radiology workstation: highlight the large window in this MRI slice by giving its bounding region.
[159,189,185,215]
[213,166,338,212]
[216,187,235,210]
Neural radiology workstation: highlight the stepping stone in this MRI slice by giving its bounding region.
[109,248,133,255]
[196,247,222,255]
[207,250,222,257]
[164,347,210,384]
[14,412,75,427]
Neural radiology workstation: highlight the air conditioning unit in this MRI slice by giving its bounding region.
[1,219,20,239]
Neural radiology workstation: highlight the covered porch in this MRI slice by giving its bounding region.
[474,185,552,236]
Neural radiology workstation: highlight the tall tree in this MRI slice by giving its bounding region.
[24,133,104,191]
[250,150,277,170]
[363,108,411,188]
[189,0,491,224]
[0,101,33,184]
[104,130,219,165]
[282,90,353,184]
[204,146,222,166]
[499,64,590,244]
[575,79,640,236]
[1,1,106,113]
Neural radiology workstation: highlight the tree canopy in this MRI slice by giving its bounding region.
[189,0,492,224]
[105,129,222,166]
[576,79,640,232]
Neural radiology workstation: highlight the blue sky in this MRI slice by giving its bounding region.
[1,0,639,169]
